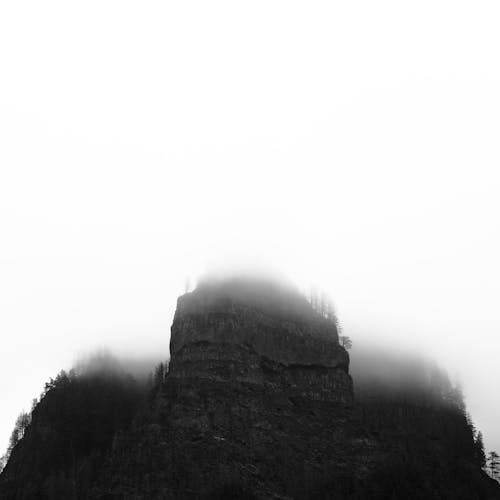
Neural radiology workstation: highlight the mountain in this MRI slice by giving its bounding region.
[1,277,498,499]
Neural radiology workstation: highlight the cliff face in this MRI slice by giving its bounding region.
[151,279,355,498]
[169,280,352,404]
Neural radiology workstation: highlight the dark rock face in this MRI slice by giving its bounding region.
[169,281,352,404]
[151,280,355,498]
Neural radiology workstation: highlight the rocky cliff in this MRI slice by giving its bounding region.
[169,278,352,403]
[142,278,357,498]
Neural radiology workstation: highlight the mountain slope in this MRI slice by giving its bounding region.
[1,278,498,499]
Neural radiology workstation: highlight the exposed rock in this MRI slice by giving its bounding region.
[169,278,352,404]
[92,278,357,498]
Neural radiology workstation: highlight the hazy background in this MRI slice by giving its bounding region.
[1,1,499,457]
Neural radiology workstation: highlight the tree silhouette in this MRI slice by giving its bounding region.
[153,361,167,387]
[487,451,500,479]
[474,431,486,468]
[308,287,340,324]
[339,335,352,350]
[1,411,32,470]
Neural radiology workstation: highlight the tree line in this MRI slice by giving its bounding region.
[307,287,352,350]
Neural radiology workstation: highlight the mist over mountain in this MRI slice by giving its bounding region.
[0,277,498,499]
[2,1,500,496]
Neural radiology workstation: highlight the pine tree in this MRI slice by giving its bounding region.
[339,335,352,350]
[487,451,500,479]
[474,431,486,468]
[153,362,165,386]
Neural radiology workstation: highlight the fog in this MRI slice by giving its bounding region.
[72,349,162,382]
[1,0,499,459]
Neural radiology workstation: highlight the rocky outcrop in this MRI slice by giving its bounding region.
[169,278,352,405]
[141,279,355,498]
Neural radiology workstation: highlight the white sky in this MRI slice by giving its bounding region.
[1,1,499,456]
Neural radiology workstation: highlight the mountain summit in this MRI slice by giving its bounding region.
[1,277,498,499]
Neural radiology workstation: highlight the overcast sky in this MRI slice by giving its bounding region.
[1,1,499,456]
